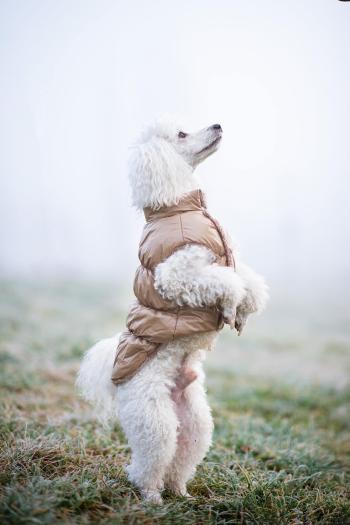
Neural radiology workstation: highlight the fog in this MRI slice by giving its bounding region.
[1,0,349,307]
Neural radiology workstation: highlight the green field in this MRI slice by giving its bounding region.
[0,281,349,524]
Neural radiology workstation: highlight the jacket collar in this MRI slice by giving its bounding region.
[143,189,207,221]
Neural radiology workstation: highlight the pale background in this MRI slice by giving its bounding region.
[1,1,350,383]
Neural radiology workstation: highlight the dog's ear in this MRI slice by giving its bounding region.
[128,137,193,210]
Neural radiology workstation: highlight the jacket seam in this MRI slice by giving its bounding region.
[146,210,197,222]
[179,214,185,243]
[132,300,216,315]
[172,308,180,340]
[201,209,235,269]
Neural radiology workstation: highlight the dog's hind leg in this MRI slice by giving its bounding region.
[164,377,214,496]
[116,382,178,504]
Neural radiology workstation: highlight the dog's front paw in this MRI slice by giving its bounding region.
[234,310,248,335]
[224,316,236,331]
[223,306,236,331]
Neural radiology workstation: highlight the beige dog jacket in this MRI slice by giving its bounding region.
[111,189,235,385]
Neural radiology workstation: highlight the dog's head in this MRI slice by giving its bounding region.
[129,118,223,210]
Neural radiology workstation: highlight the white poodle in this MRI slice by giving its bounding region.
[76,118,268,504]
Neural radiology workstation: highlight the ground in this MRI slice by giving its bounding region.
[0,280,349,525]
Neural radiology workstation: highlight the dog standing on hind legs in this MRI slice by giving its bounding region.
[76,118,268,504]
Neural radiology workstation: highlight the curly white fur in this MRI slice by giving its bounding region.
[76,335,119,424]
[129,135,196,210]
[129,117,223,210]
[76,117,269,504]
[154,244,246,321]
[116,333,216,502]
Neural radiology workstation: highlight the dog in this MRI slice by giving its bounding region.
[76,118,268,504]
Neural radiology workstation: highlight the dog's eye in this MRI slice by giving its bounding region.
[178,131,187,139]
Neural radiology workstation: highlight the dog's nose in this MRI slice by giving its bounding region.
[212,124,222,131]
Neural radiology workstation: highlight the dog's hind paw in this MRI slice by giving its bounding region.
[141,489,163,505]
[165,481,193,498]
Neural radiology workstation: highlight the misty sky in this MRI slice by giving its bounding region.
[1,0,349,304]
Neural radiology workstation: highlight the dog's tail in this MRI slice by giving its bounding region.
[76,334,120,424]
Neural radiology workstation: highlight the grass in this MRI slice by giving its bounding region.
[0,280,349,524]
